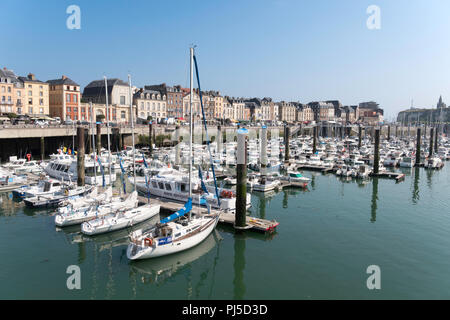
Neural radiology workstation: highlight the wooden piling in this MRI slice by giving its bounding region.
[429,128,434,157]
[149,122,153,154]
[434,125,439,153]
[313,126,317,154]
[96,123,101,153]
[358,125,362,149]
[284,126,290,162]
[77,126,85,186]
[40,136,45,161]
[415,128,421,166]
[373,128,380,174]
[261,126,268,167]
[235,128,248,229]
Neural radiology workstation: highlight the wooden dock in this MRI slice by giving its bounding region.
[296,164,405,182]
[370,172,405,182]
[137,195,279,234]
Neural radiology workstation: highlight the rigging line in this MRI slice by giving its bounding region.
[193,54,221,207]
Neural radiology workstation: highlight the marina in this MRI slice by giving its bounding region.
[1,163,449,299]
[1,113,449,298]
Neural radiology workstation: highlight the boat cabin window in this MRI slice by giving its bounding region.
[158,182,164,189]
[165,183,172,191]
[180,183,187,192]
[53,182,60,187]
[175,233,181,238]
[151,181,157,188]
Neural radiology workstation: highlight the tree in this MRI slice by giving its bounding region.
[96,114,105,122]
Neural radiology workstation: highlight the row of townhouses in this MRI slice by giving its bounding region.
[0,67,384,125]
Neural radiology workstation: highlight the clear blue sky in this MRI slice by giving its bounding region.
[1,0,449,120]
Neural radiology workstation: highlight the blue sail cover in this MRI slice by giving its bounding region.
[142,154,148,168]
[159,198,193,224]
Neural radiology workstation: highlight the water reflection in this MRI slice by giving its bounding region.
[425,168,434,190]
[0,192,28,216]
[77,242,86,264]
[282,190,288,208]
[412,167,420,204]
[233,233,246,300]
[370,178,379,223]
[129,230,221,287]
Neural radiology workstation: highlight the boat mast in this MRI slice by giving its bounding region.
[128,74,136,191]
[189,46,193,221]
[90,101,97,184]
[104,76,112,186]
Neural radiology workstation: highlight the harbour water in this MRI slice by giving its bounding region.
[1,165,449,299]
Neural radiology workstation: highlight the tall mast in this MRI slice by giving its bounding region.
[128,74,136,191]
[189,46,193,220]
[104,76,112,185]
[90,101,97,184]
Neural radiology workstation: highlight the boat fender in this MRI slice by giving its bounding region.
[144,237,153,246]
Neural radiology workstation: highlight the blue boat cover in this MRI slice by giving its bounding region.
[159,197,193,224]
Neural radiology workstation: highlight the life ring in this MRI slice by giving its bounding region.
[144,237,153,246]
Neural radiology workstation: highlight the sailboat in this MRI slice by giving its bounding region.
[80,74,160,236]
[127,47,220,260]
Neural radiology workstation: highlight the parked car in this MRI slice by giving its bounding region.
[64,119,74,125]
[35,120,49,126]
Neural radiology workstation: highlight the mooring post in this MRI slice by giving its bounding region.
[313,125,317,154]
[284,126,290,162]
[235,127,248,230]
[217,125,222,156]
[118,129,123,151]
[175,125,180,165]
[40,136,45,161]
[149,121,153,155]
[429,127,434,157]
[261,125,268,167]
[415,128,421,166]
[77,126,85,186]
[358,125,362,149]
[434,125,439,154]
[373,128,380,175]
[387,125,391,141]
[96,123,101,154]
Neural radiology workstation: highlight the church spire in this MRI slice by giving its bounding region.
[437,95,443,108]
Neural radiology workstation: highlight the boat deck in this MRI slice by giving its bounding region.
[137,195,279,233]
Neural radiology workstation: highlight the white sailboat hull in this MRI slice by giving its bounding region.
[81,204,160,235]
[127,215,219,260]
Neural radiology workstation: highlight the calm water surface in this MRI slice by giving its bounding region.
[1,166,449,299]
